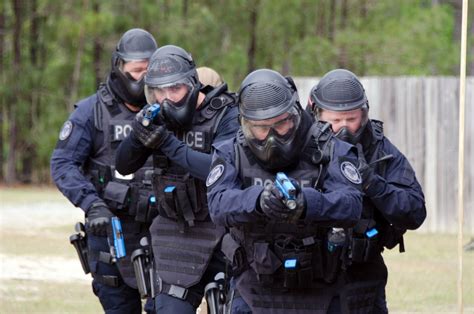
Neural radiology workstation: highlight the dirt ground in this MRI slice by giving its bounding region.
[0,198,90,284]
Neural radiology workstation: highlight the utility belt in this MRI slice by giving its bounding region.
[87,162,158,224]
[152,169,208,228]
[222,231,346,291]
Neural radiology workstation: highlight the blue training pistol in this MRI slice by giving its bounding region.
[275,172,297,210]
[110,217,126,260]
[141,103,161,127]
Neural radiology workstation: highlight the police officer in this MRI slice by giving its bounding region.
[309,69,427,313]
[206,69,365,313]
[114,45,240,313]
[50,28,157,313]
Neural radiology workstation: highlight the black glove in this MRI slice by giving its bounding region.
[258,179,305,222]
[132,106,169,149]
[87,202,114,236]
[356,143,377,191]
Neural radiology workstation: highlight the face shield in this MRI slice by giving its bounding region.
[242,106,304,170]
[145,77,199,130]
[241,107,301,146]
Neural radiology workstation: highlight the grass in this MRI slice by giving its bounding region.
[384,232,474,312]
[1,186,473,313]
[1,279,102,314]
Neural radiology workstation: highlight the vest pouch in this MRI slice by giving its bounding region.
[310,238,324,280]
[249,242,281,286]
[103,181,130,211]
[323,245,342,284]
[221,233,247,276]
[154,174,199,225]
[134,188,158,224]
[364,236,379,261]
[351,237,367,263]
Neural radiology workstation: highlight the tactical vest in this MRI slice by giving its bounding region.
[149,88,234,292]
[83,84,156,289]
[226,123,345,313]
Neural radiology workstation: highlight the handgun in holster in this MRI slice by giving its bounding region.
[69,222,90,274]
[275,172,297,210]
[108,217,126,262]
[131,236,155,299]
[204,272,227,314]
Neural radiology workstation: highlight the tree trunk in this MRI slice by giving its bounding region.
[359,0,367,75]
[316,0,326,37]
[338,0,348,68]
[0,1,5,181]
[282,36,291,76]
[93,1,102,88]
[182,0,188,23]
[328,0,336,42]
[247,0,259,73]
[20,0,40,183]
[6,0,23,185]
[68,0,88,111]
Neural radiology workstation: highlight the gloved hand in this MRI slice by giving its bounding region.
[356,143,377,191]
[132,106,169,149]
[258,179,305,222]
[87,202,114,236]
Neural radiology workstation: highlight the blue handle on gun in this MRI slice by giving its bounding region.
[275,172,297,210]
[111,217,126,259]
[142,103,161,127]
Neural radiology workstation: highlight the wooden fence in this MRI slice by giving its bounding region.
[294,76,474,234]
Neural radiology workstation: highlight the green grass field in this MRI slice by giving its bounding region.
[1,187,473,313]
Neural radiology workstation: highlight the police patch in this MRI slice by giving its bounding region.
[206,164,224,187]
[59,121,73,140]
[340,161,362,184]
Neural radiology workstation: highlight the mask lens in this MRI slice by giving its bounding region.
[242,107,301,144]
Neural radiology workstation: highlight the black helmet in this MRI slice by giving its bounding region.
[310,69,369,144]
[144,45,200,130]
[107,28,157,107]
[310,69,368,112]
[238,69,305,171]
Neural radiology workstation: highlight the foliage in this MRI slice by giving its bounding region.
[0,0,470,183]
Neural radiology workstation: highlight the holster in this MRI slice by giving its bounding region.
[204,272,227,314]
[69,222,90,274]
[130,237,154,299]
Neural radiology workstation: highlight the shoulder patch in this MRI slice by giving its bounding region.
[59,121,73,140]
[206,163,225,187]
[340,161,362,184]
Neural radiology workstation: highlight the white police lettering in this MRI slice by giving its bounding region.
[340,161,362,184]
[253,178,274,187]
[114,123,133,141]
[178,131,204,148]
[253,177,311,187]
[206,164,224,187]
[59,120,73,140]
